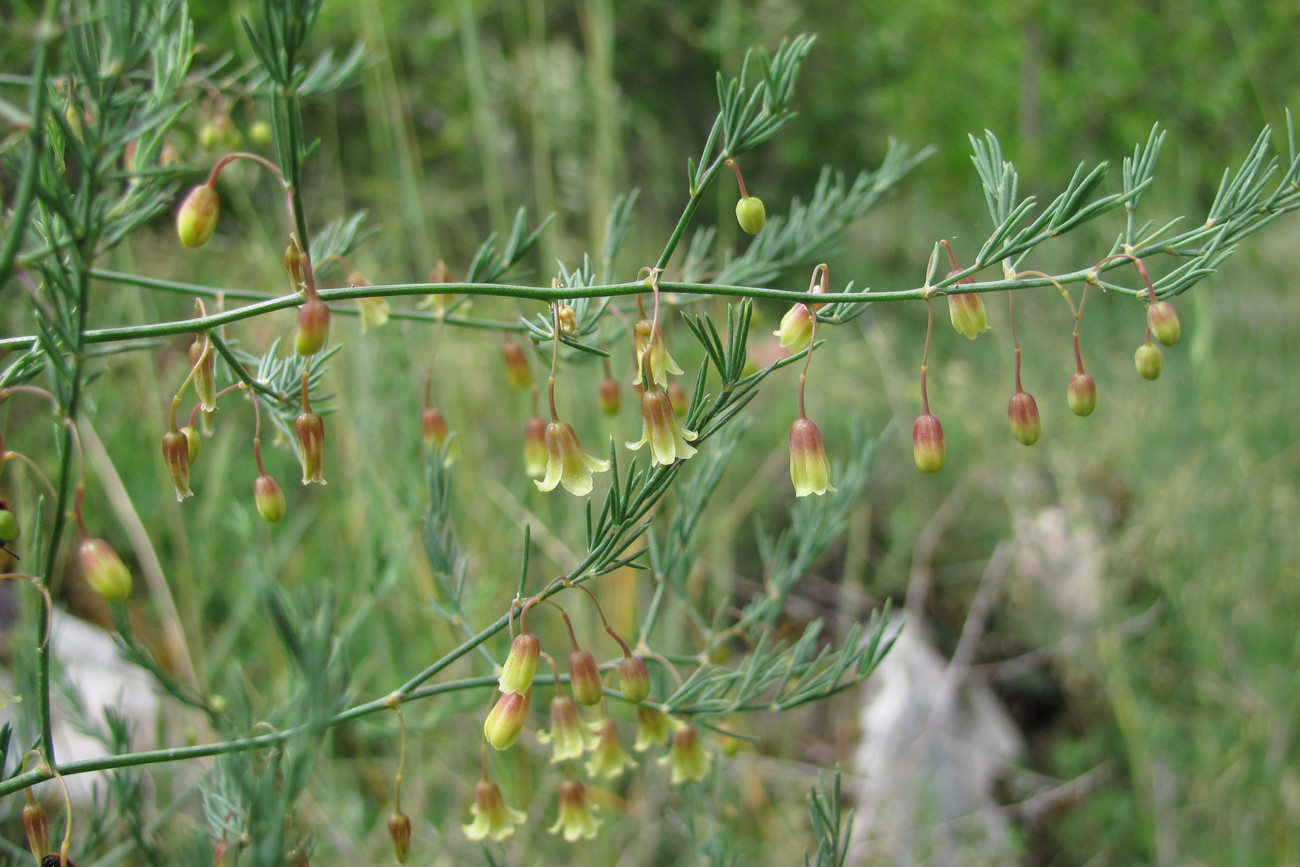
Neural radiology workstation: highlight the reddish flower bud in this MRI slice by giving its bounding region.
[1147,300,1180,346]
[735,196,766,234]
[24,801,49,858]
[254,474,287,523]
[1008,391,1042,446]
[498,632,540,695]
[502,339,532,390]
[162,428,193,501]
[598,376,621,415]
[568,650,604,706]
[1135,342,1163,380]
[294,298,330,357]
[912,413,946,474]
[619,655,650,703]
[1067,372,1097,417]
[484,689,530,751]
[523,415,548,478]
[295,410,326,485]
[176,184,219,249]
[387,810,412,864]
[422,407,450,450]
[788,417,836,497]
[78,537,132,600]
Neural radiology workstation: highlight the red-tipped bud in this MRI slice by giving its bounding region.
[598,376,621,415]
[498,632,540,695]
[254,474,287,523]
[568,650,604,705]
[484,689,530,751]
[549,779,601,841]
[735,196,766,234]
[0,509,19,543]
[502,339,532,390]
[24,801,49,858]
[295,298,330,356]
[78,537,132,600]
[1135,342,1163,380]
[912,413,946,474]
[1147,300,1181,346]
[181,425,201,464]
[1067,372,1097,417]
[162,429,193,501]
[788,417,836,497]
[387,810,412,864]
[523,416,548,478]
[176,184,219,249]
[659,723,711,785]
[619,655,650,703]
[1008,391,1042,446]
[189,336,217,411]
[422,407,450,451]
[295,411,326,485]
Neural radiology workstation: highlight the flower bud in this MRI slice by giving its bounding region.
[537,695,595,762]
[659,723,711,784]
[0,509,19,543]
[499,632,541,695]
[484,689,530,751]
[294,298,330,357]
[189,335,217,412]
[912,413,946,474]
[387,810,412,864]
[557,304,578,335]
[668,382,689,418]
[422,407,450,451]
[523,416,548,478]
[788,417,836,497]
[586,718,637,779]
[735,196,766,234]
[1135,342,1163,380]
[502,339,532,390]
[24,801,49,858]
[1067,372,1097,417]
[199,122,219,150]
[250,120,273,147]
[549,779,601,842]
[568,650,604,706]
[162,428,193,501]
[284,243,305,293]
[176,184,220,249]
[619,655,650,703]
[295,410,326,485]
[1007,391,1042,446]
[180,425,201,464]
[1147,300,1181,346]
[773,303,814,352]
[598,376,620,416]
[78,537,132,600]
[463,779,527,842]
[254,474,287,523]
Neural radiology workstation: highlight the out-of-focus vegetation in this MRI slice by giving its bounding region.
[2,0,1298,864]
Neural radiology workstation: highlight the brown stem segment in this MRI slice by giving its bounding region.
[725,158,750,199]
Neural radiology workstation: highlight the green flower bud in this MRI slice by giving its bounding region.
[502,338,532,390]
[498,632,540,695]
[1135,342,1163,380]
[735,196,766,234]
[598,376,621,416]
[0,509,19,543]
[78,537,132,600]
[294,298,330,357]
[484,689,530,751]
[176,184,220,249]
[1147,300,1181,346]
[181,425,201,464]
[1007,391,1042,446]
[24,801,49,858]
[254,474,287,523]
[250,120,273,147]
[912,413,946,474]
[568,649,604,706]
[387,810,412,864]
[1067,373,1097,417]
[619,655,650,704]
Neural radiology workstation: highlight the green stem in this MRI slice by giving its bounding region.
[656,157,727,272]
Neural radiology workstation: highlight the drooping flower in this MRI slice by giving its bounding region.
[586,718,637,779]
[774,303,814,352]
[537,695,596,763]
[632,319,684,391]
[633,705,677,752]
[535,421,610,497]
[356,295,390,333]
[484,689,530,751]
[788,417,836,497]
[658,723,711,785]
[945,271,989,339]
[523,416,548,478]
[498,632,540,695]
[295,410,326,485]
[549,779,601,842]
[463,780,527,842]
[189,334,216,412]
[161,428,193,501]
[387,810,411,863]
[626,388,697,467]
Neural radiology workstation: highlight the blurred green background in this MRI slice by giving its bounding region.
[6,0,1300,864]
